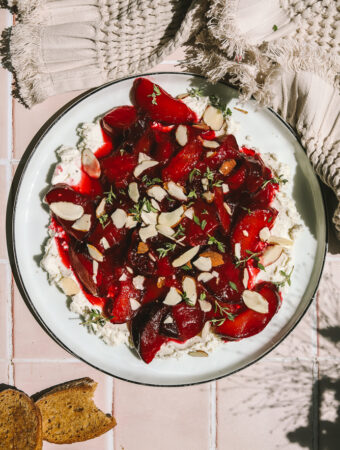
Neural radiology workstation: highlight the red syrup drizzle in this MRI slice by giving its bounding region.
[94,128,113,158]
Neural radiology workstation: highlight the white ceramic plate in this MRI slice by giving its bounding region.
[9,73,327,386]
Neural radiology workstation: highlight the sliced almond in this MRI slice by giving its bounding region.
[134,159,159,178]
[177,93,189,100]
[59,277,80,296]
[50,202,84,221]
[223,202,232,215]
[201,178,209,191]
[261,245,283,266]
[197,272,215,283]
[126,215,138,229]
[242,290,269,314]
[163,287,182,305]
[165,181,187,201]
[222,183,229,194]
[193,256,212,272]
[137,242,149,254]
[92,260,99,283]
[156,224,175,238]
[128,182,140,203]
[202,191,214,203]
[192,122,210,130]
[147,185,167,202]
[151,199,160,211]
[111,208,127,229]
[82,149,101,179]
[219,159,236,176]
[184,207,194,220]
[96,198,106,218]
[182,277,197,305]
[200,251,224,267]
[206,151,217,157]
[199,299,212,312]
[243,230,249,237]
[188,350,208,357]
[119,273,128,281]
[268,236,294,247]
[138,152,152,163]
[87,244,104,262]
[158,206,184,228]
[172,245,200,268]
[201,321,211,339]
[126,266,134,274]
[141,209,158,226]
[259,227,270,242]
[202,140,219,149]
[100,237,110,250]
[130,298,141,311]
[139,224,158,242]
[71,214,91,232]
[157,277,165,288]
[175,125,188,146]
[164,316,174,324]
[132,275,145,290]
[234,243,241,260]
[203,105,224,131]
[243,269,249,289]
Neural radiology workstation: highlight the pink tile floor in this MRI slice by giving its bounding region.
[1,8,340,450]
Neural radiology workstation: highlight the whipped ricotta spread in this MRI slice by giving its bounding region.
[41,98,303,359]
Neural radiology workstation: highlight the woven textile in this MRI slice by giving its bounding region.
[1,0,339,237]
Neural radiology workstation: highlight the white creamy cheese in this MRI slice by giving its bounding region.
[41,112,304,359]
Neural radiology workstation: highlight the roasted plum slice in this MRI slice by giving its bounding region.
[45,184,95,241]
[87,218,127,254]
[197,134,241,172]
[131,302,170,363]
[231,207,278,259]
[182,199,219,246]
[105,276,140,324]
[170,302,206,342]
[69,244,99,297]
[162,139,203,183]
[127,231,157,277]
[213,282,281,339]
[132,78,197,124]
[100,153,137,187]
[101,105,137,139]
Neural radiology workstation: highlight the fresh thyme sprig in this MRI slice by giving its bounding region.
[99,214,109,228]
[275,266,294,288]
[193,214,207,230]
[203,167,223,189]
[181,291,194,306]
[187,87,204,99]
[208,235,226,253]
[157,242,176,258]
[80,308,113,328]
[148,84,161,105]
[261,174,288,189]
[209,94,232,118]
[173,224,185,238]
[189,168,201,183]
[235,249,265,271]
[142,175,163,186]
[210,300,235,326]
[104,186,116,205]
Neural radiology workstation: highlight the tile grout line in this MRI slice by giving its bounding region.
[106,376,114,450]
[209,381,217,450]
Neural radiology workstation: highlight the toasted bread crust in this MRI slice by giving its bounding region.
[35,377,116,444]
[0,388,42,450]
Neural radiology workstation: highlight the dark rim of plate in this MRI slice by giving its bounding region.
[6,72,328,387]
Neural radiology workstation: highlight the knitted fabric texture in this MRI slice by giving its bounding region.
[1,0,339,237]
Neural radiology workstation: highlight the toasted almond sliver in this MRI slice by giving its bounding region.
[261,245,283,266]
[259,227,270,242]
[184,207,194,220]
[130,298,141,311]
[141,209,158,226]
[182,277,197,305]
[59,277,80,296]
[158,206,184,228]
[137,242,149,254]
[96,198,106,218]
[147,185,167,202]
[197,272,215,283]
[201,321,211,339]
[202,140,219,149]
[243,230,249,237]
[202,192,214,203]
[242,290,269,314]
[199,251,224,267]
[82,149,101,179]
[164,316,174,324]
[219,159,236,176]
[165,181,187,201]
[268,236,294,247]
[192,122,210,130]
[203,105,224,131]
[139,224,158,242]
[128,182,140,203]
[188,350,209,357]
[223,202,232,215]
[172,245,200,268]
[111,208,127,229]
[87,244,104,262]
[126,215,138,229]
[71,214,91,232]
[163,287,182,305]
[134,160,159,178]
[138,152,152,163]
[193,256,212,272]
[243,268,249,289]
[100,237,110,250]
[199,299,212,312]
[50,202,84,221]
[222,183,229,193]
[151,198,160,211]
[157,276,165,288]
[156,224,175,237]
[234,243,241,260]
[132,275,145,290]
[175,124,188,146]
[206,151,217,158]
